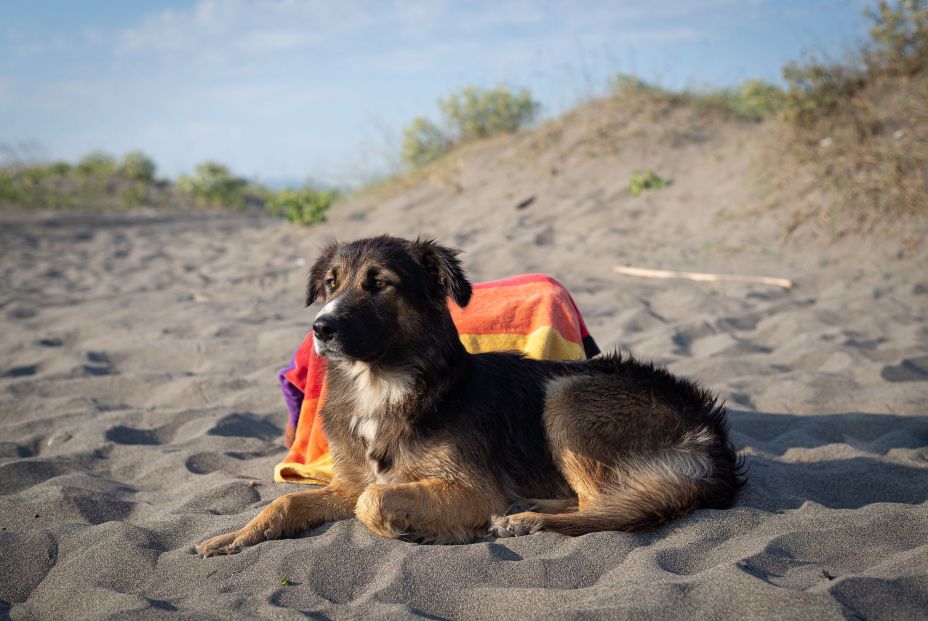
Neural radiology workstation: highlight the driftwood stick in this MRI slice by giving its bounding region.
[613,265,794,289]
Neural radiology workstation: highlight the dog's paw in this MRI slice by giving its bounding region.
[195,531,244,557]
[196,526,276,558]
[489,512,543,538]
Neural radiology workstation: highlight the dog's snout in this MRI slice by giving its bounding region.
[313,316,337,342]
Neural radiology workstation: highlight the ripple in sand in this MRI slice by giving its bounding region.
[185,452,229,474]
[881,356,928,382]
[3,364,39,377]
[105,425,160,446]
[207,412,280,440]
[0,460,64,494]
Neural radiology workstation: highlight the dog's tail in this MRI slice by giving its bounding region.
[527,454,741,536]
[538,471,698,535]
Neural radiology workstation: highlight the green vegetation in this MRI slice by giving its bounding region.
[0,150,336,225]
[696,80,786,121]
[0,151,167,211]
[265,187,338,225]
[75,152,117,177]
[401,85,539,168]
[402,117,452,169]
[440,86,540,142]
[610,74,786,122]
[176,162,254,211]
[629,171,670,197]
[118,151,157,182]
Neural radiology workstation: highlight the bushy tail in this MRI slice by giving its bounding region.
[530,467,710,535]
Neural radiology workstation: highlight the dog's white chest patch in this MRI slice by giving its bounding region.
[347,361,413,417]
[349,415,379,445]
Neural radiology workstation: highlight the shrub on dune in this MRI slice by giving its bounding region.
[401,85,540,169]
[265,186,338,225]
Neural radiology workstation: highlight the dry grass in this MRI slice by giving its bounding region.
[773,72,927,234]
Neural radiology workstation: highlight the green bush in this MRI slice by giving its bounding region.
[1,152,308,213]
[780,60,864,125]
[45,161,72,176]
[781,1,927,125]
[611,74,785,121]
[439,85,539,142]
[119,151,157,182]
[265,187,338,225]
[177,162,249,210]
[402,117,451,168]
[401,85,539,169]
[611,74,674,99]
[76,152,117,177]
[0,169,20,203]
[866,0,928,75]
[629,170,669,197]
[724,80,786,120]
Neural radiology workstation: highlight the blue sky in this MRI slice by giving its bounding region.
[1,1,869,187]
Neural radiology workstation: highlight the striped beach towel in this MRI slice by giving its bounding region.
[275,273,599,484]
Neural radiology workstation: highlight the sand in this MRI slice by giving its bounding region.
[2,109,928,618]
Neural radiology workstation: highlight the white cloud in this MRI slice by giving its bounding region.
[116,0,370,57]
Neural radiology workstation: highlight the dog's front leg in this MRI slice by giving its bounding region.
[196,483,359,557]
[355,479,505,544]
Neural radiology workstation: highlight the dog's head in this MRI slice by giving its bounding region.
[305,235,472,364]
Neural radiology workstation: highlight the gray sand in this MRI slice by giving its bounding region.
[1,118,927,619]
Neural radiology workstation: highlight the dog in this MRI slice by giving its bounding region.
[197,235,743,555]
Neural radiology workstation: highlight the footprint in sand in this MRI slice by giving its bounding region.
[207,412,280,440]
[6,306,38,320]
[184,453,230,475]
[2,364,39,378]
[105,426,160,446]
[881,356,928,382]
[0,442,36,459]
[82,351,116,377]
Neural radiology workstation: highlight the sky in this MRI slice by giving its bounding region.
[1,1,870,187]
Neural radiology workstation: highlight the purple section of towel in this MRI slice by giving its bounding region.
[278,357,303,428]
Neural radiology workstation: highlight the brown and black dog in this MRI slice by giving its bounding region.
[197,235,743,555]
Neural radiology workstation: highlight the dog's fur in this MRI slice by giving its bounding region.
[197,236,743,555]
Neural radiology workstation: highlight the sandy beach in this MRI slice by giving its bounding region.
[2,109,928,619]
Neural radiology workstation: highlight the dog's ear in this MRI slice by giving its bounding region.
[305,241,338,306]
[410,239,472,308]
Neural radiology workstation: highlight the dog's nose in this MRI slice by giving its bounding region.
[313,316,337,342]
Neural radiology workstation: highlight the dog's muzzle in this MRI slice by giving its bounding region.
[312,314,341,357]
[313,316,337,343]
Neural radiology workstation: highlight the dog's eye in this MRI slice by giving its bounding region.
[324,277,337,289]
[374,279,388,290]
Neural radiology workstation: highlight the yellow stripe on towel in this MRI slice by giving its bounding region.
[274,452,333,485]
[458,326,584,361]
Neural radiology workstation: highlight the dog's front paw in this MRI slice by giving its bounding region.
[195,530,249,557]
[489,512,544,538]
[196,496,296,557]
[196,522,286,557]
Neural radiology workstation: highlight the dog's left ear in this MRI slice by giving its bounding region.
[305,241,338,306]
[410,239,472,308]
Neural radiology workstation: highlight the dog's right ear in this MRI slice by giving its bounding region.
[305,241,338,306]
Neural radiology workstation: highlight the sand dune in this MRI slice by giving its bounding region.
[2,112,927,618]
